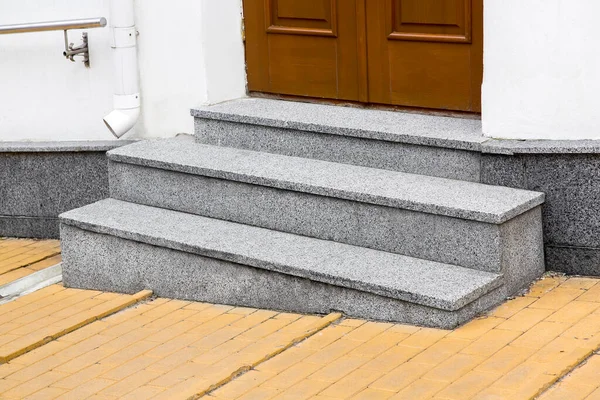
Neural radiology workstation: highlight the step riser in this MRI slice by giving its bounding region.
[194,118,482,182]
[109,161,545,288]
[61,225,507,329]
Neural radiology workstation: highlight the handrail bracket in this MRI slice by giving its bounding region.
[63,31,90,67]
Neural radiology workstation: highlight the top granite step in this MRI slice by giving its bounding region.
[108,138,544,224]
[191,98,484,151]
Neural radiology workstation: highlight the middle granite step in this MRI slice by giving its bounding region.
[107,137,545,295]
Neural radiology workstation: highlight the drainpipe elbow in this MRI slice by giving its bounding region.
[103,93,140,138]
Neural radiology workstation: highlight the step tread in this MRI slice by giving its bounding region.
[191,98,485,151]
[109,138,544,224]
[60,199,503,311]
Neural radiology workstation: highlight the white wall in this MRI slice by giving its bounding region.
[483,0,600,140]
[0,0,246,141]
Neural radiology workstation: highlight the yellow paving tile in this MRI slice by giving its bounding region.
[0,286,152,363]
[433,370,500,400]
[0,268,34,286]
[489,295,536,318]
[202,276,600,400]
[525,276,568,297]
[350,388,395,399]
[392,378,448,399]
[577,284,600,303]
[494,307,554,331]
[474,345,536,375]
[424,353,486,383]
[0,239,60,286]
[540,382,596,400]
[460,328,522,357]
[261,362,323,389]
[511,321,572,349]
[0,290,341,400]
[308,355,368,382]
[529,287,586,310]
[361,344,423,372]
[319,368,384,398]
[447,316,505,340]
[370,362,435,392]
[5,256,600,400]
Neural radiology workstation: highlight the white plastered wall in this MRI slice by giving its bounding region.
[0,0,246,141]
[482,0,600,140]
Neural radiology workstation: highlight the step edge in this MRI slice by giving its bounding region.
[107,146,545,225]
[190,109,485,152]
[59,205,503,312]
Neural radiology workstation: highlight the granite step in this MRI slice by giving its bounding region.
[107,138,545,294]
[59,199,505,328]
[192,98,484,181]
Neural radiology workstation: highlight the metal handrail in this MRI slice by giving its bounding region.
[0,17,107,67]
[0,17,106,35]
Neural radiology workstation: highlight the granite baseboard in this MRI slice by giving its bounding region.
[0,140,133,238]
[545,245,600,276]
[0,216,59,239]
[482,152,600,276]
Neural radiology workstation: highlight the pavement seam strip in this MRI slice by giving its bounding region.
[533,350,599,399]
[0,289,153,364]
[189,312,344,400]
[0,249,62,276]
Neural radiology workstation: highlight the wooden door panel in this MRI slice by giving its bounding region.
[388,43,471,110]
[268,0,336,36]
[268,36,338,98]
[244,0,482,112]
[367,0,483,111]
[244,0,365,101]
[390,0,471,42]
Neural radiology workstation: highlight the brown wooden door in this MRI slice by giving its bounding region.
[243,0,483,112]
[243,0,367,102]
[366,0,483,112]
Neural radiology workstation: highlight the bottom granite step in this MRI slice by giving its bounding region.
[59,199,506,328]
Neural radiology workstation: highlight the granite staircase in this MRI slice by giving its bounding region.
[60,98,546,328]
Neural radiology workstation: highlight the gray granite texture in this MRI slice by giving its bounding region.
[195,118,482,182]
[0,149,115,238]
[483,139,600,155]
[192,99,600,276]
[0,216,59,238]
[191,98,600,154]
[60,218,506,329]
[545,246,600,276]
[60,199,504,312]
[191,98,485,151]
[0,140,135,152]
[482,153,600,275]
[108,139,544,224]
[109,159,544,281]
[498,207,546,292]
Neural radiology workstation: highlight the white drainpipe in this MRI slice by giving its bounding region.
[103,0,140,138]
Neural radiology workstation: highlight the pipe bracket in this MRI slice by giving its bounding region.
[63,30,90,67]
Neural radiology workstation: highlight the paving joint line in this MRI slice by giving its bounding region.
[191,312,344,400]
[533,349,600,399]
[0,251,61,276]
[0,288,153,364]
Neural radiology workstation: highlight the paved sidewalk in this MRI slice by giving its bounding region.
[0,238,61,286]
[2,239,600,399]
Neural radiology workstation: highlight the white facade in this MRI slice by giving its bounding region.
[0,0,246,141]
[1,0,599,142]
[482,0,600,140]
